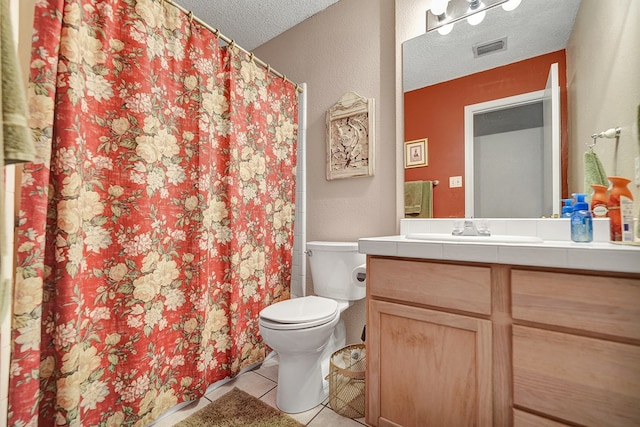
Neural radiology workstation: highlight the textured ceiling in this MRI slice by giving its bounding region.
[403,0,582,92]
[171,0,580,93]
[173,0,340,50]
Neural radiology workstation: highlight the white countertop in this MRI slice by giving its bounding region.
[358,219,640,274]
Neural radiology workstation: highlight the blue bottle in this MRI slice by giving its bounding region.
[570,193,593,242]
[561,198,574,218]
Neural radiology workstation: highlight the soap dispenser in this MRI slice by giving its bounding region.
[571,193,593,243]
[561,198,574,218]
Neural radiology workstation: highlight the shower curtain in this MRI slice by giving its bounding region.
[8,0,298,425]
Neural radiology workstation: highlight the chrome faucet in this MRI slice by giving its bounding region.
[452,220,491,236]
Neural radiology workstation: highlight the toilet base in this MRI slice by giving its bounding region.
[275,320,346,413]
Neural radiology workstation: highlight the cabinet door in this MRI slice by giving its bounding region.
[367,300,492,427]
[513,325,640,426]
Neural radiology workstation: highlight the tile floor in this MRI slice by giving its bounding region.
[153,354,369,426]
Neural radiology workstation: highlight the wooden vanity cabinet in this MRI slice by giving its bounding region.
[366,256,640,427]
[365,257,496,427]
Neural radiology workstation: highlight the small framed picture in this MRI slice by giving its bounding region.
[404,138,428,168]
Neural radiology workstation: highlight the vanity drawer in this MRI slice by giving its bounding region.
[512,269,640,340]
[513,409,571,427]
[513,325,640,427]
[368,257,491,315]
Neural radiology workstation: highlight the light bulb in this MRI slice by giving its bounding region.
[502,0,521,11]
[437,22,454,35]
[430,0,449,17]
[467,9,486,25]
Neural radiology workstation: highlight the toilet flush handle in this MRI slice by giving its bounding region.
[352,264,367,287]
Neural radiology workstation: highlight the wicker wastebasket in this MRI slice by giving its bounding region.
[327,343,366,418]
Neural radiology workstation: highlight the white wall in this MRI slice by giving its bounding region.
[567,0,640,202]
[254,0,397,344]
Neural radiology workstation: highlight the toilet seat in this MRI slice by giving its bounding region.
[259,296,339,330]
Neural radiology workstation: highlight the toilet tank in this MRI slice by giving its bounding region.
[306,241,366,301]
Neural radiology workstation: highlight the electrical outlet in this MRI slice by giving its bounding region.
[449,176,462,188]
[635,156,640,186]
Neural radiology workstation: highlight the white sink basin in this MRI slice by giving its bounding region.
[406,233,544,244]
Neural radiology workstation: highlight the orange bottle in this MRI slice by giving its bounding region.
[607,176,633,241]
[590,184,609,218]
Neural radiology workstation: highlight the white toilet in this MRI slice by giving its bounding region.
[258,241,366,413]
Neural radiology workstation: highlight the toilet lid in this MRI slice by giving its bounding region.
[260,296,338,329]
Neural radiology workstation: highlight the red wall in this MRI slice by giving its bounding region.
[404,51,568,218]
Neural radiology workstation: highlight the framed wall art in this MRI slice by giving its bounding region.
[404,138,428,168]
[326,91,375,180]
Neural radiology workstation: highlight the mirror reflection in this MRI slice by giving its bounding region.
[403,0,580,218]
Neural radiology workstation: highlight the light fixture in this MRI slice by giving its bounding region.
[430,0,455,35]
[426,0,515,34]
[466,0,486,25]
[430,0,449,16]
[501,0,521,11]
[438,22,455,35]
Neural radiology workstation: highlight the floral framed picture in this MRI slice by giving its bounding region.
[404,138,428,168]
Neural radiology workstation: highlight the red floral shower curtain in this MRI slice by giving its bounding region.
[8,0,298,425]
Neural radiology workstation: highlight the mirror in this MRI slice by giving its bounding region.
[402,0,580,218]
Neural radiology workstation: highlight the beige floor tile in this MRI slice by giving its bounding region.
[262,353,279,366]
[204,371,276,401]
[324,400,368,425]
[354,416,369,425]
[253,357,279,382]
[261,387,324,425]
[308,406,367,426]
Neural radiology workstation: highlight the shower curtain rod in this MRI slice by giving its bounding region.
[164,0,303,93]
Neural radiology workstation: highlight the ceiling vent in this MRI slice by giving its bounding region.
[473,37,508,58]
